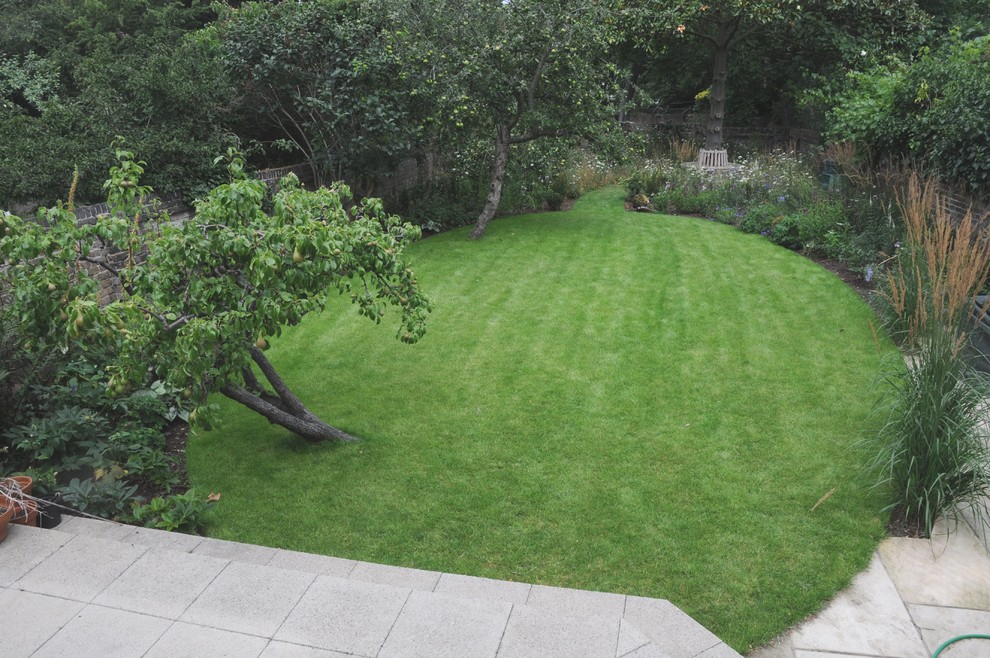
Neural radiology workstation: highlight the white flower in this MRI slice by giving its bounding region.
[860,50,867,57]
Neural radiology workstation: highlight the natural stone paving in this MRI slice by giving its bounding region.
[12,511,990,657]
[751,516,990,658]
[0,519,738,657]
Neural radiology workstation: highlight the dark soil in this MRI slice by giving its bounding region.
[163,419,192,494]
[130,418,192,504]
[886,507,927,539]
[811,257,876,304]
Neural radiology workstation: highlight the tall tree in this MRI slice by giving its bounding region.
[384,0,622,238]
[630,0,932,152]
[633,1,798,151]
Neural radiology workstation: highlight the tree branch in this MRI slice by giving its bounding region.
[79,256,121,280]
[248,344,314,418]
[509,128,566,144]
[526,46,553,111]
[220,383,359,443]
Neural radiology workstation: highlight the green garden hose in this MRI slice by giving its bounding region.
[931,633,990,657]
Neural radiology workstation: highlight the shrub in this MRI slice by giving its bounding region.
[769,214,802,250]
[821,36,990,193]
[0,326,199,528]
[740,203,783,235]
[797,201,846,254]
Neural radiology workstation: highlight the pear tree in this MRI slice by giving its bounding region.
[0,149,431,443]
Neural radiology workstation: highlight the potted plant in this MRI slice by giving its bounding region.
[5,475,32,492]
[32,473,63,529]
[1,475,37,527]
[0,500,12,542]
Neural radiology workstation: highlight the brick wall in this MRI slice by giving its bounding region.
[940,185,989,224]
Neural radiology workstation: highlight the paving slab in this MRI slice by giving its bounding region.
[747,635,794,658]
[144,621,269,658]
[57,515,136,541]
[192,536,280,565]
[378,589,512,658]
[794,649,877,658]
[93,548,228,618]
[956,500,990,550]
[908,604,990,657]
[274,575,410,656]
[622,596,730,658]
[32,604,171,658]
[790,553,927,658]
[617,618,653,656]
[622,644,672,658]
[119,525,206,552]
[180,560,315,637]
[259,641,354,657]
[349,560,442,591]
[0,525,73,587]
[14,535,147,602]
[879,520,990,611]
[496,604,622,658]
[434,572,531,604]
[696,643,746,658]
[526,584,626,621]
[0,588,85,658]
[267,549,357,578]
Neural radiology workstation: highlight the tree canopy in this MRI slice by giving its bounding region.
[384,0,623,237]
[211,0,431,190]
[0,0,234,207]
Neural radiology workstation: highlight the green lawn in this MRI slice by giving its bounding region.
[187,186,889,651]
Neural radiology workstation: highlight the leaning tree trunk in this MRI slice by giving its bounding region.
[220,345,359,443]
[705,41,729,151]
[470,123,511,239]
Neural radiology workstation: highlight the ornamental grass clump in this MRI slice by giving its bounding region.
[868,173,990,537]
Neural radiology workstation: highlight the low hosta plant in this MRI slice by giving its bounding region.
[867,174,990,537]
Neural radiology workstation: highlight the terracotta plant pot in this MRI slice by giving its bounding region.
[1,475,33,496]
[0,502,13,542]
[10,498,38,527]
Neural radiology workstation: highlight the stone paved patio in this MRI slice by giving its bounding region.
[751,513,990,658]
[4,509,990,657]
[0,517,739,658]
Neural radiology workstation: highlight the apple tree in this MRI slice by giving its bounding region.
[383,0,622,238]
[0,148,431,443]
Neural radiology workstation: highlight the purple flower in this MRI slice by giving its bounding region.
[777,195,786,202]
[760,230,770,237]
[865,266,874,283]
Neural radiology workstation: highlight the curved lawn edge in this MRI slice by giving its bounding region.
[188,185,890,651]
